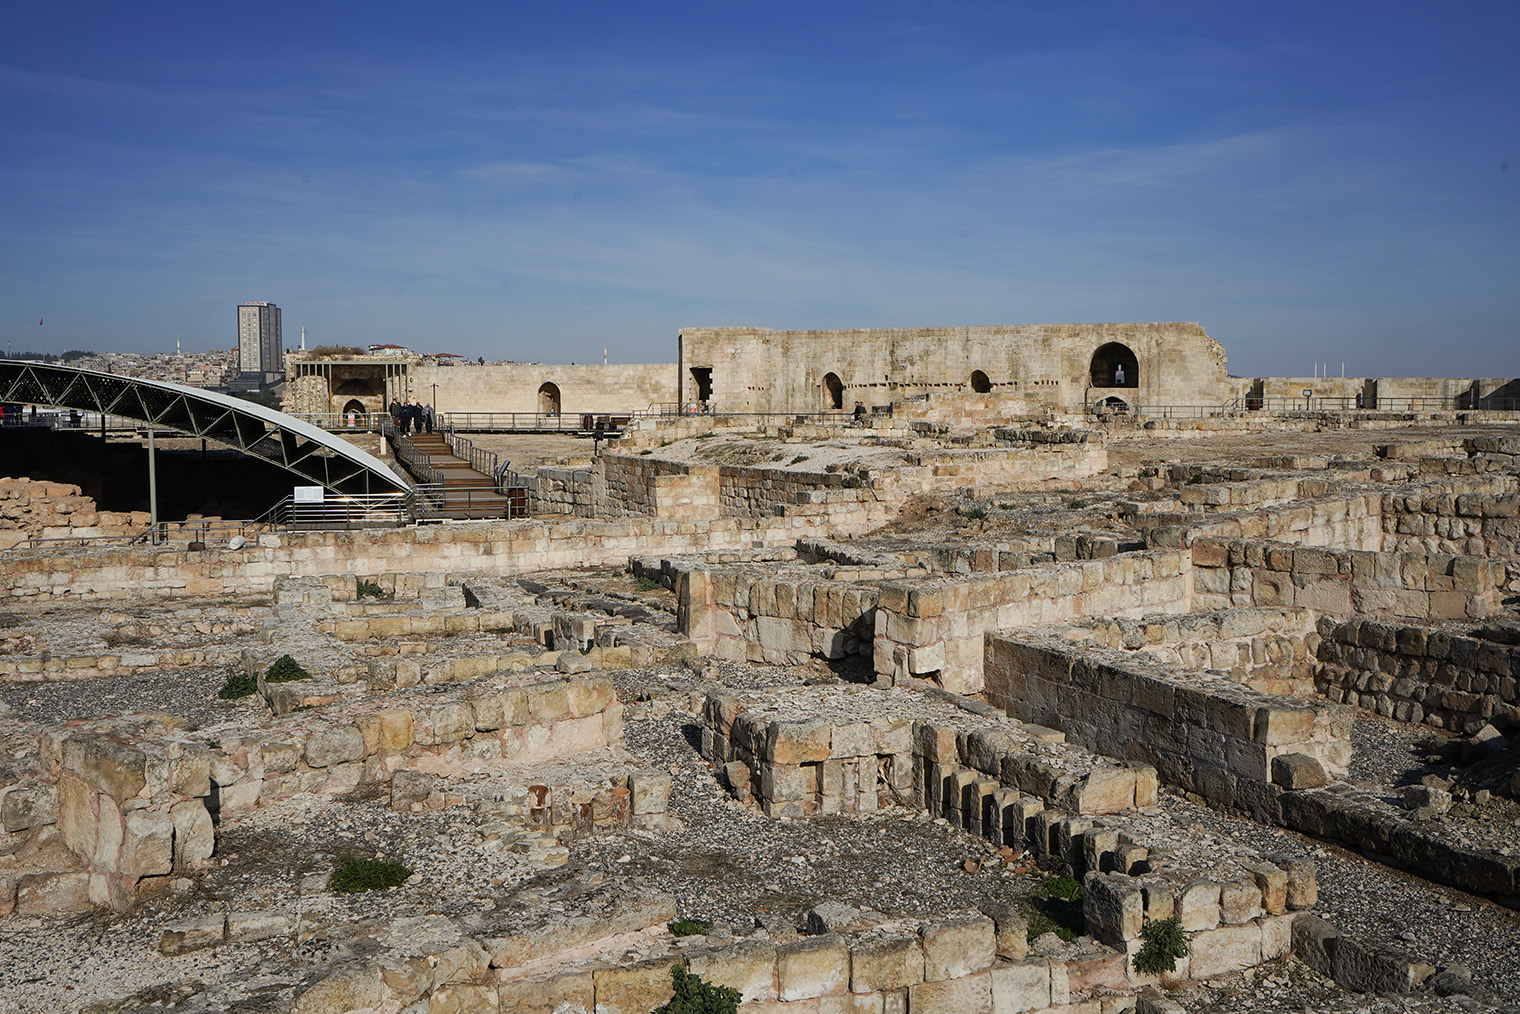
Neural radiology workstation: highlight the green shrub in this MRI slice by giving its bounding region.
[328,853,412,893]
[217,669,258,700]
[964,506,987,520]
[1186,474,1205,485]
[998,503,1014,510]
[1132,917,1189,974]
[654,966,740,1014]
[789,455,808,465]
[264,655,312,683]
[634,575,663,592]
[355,577,386,599]
[1066,500,1088,510]
[668,917,713,937]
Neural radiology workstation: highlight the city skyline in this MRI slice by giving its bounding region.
[1,2,1516,379]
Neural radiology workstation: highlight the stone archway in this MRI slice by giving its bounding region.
[822,372,844,410]
[1089,343,1138,388]
[538,382,562,415]
[970,370,992,393]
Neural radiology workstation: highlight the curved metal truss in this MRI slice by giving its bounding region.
[0,360,407,494]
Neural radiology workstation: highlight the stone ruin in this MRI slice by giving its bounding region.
[0,404,1519,1013]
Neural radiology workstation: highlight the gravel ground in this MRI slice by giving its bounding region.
[1160,793,1520,1002]
[0,667,260,729]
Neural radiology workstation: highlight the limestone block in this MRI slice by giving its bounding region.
[1177,881,1221,932]
[1259,913,1294,961]
[767,721,832,764]
[64,737,147,800]
[1083,874,1144,946]
[593,957,677,1014]
[262,741,301,773]
[1331,934,1421,994]
[119,809,175,877]
[832,723,873,759]
[1240,861,1288,915]
[292,961,384,1014]
[2,783,58,832]
[907,972,992,1014]
[159,914,227,954]
[170,799,215,870]
[977,900,1029,961]
[58,773,96,861]
[498,970,595,1014]
[1219,879,1262,924]
[305,726,365,768]
[429,983,498,1013]
[686,939,777,1002]
[920,914,995,981]
[630,771,672,815]
[777,934,850,1000]
[1270,753,1327,790]
[989,960,1050,1014]
[15,871,90,916]
[1188,921,1261,978]
[849,932,923,992]
[820,994,884,1014]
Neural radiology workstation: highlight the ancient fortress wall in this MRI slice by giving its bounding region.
[677,322,1231,413]
[412,362,676,414]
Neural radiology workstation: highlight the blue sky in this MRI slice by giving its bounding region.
[1,1,1515,378]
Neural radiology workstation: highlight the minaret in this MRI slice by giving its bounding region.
[603,344,607,365]
[300,325,307,351]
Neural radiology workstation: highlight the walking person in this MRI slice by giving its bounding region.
[424,403,434,434]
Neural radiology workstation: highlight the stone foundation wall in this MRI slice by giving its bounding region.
[0,516,832,602]
[1380,489,1520,557]
[1314,617,1520,733]
[985,634,1351,808]
[680,568,879,665]
[871,550,1194,694]
[1190,537,1504,621]
[0,673,643,916]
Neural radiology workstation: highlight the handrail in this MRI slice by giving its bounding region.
[383,418,445,486]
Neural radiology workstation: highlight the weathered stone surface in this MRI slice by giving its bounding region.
[291,961,383,1014]
[907,971,992,1014]
[920,914,995,981]
[686,939,777,1003]
[1189,921,1262,978]
[497,970,594,1014]
[305,725,365,768]
[1270,753,1327,790]
[159,914,226,954]
[1,784,57,832]
[591,957,676,1014]
[849,932,923,992]
[978,900,1030,960]
[777,934,849,1000]
[989,960,1050,1014]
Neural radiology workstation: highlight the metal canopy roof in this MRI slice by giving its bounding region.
[0,359,408,494]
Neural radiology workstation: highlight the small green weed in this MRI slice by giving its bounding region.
[668,917,713,937]
[217,669,258,700]
[1138,466,1158,478]
[355,577,387,599]
[328,853,412,893]
[1186,474,1205,485]
[1066,500,1088,510]
[1019,872,1085,942]
[965,506,987,520]
[654,965,740,1014]
[634,575,663,592]
[1132,917,1189,974]
[694,432,716,439]
[789,455,808,465]
[264,655,312,683]
[998,503,1014,510]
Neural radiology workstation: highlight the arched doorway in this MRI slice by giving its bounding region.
[970,370,992,393]
[538,382,561,415]
[822,372,844,410]
[340,398,366,423]
[1089,343,1138,388]
[1095,396,1130,413]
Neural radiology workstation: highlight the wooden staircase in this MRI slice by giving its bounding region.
[403,433,527,519]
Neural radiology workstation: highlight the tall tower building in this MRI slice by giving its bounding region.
[237,301,283,377]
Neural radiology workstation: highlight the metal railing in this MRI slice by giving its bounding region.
[442,424,501,478]
[1246,395,1520,413]
[285,411,387,431]
[438,411,602,432]
[382,418,445,486]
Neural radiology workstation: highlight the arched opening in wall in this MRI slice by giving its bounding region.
[1090,343,1138,388]
[1096,396,1130,413]
[538,382,561,415]
[822,372,844,410]
[333,377,383,397]
[340,399,366,419]
[689,367,713,405]
[970,370,992,393]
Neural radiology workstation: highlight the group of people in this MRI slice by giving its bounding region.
[389,399,435,435]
